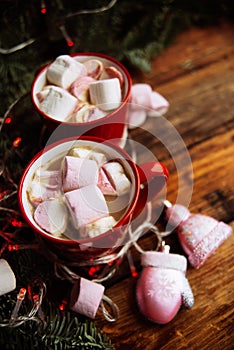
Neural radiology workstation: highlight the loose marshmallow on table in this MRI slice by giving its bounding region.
[65,184,109,230]
[39,86,77,121]
[62,156,99,192]
[89,78,121,111]
[80,215,117,238]
[70,277,105,319]
[130,84,152,109]
[148,91,169,117]
[34,198,68,236]
[46,55,87,89]
[102,162,131,196]
[0,259,16,296]
[127,83,169,128]
[68,147,107,166]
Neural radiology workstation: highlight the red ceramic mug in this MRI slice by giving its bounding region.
[18,136,168,263]
[31,52,132,145]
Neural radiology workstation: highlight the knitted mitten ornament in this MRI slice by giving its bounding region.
[136,243,194,324]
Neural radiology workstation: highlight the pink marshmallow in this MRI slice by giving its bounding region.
[28,169,61,206]
[130,83,152,110]
[97,168,116,195]
[34,199,68,236]
[70,76,95,100]
[127,83,169,128]
[65,184,109,229]
[62,156,98,192]
[70,277,104,319]
[148,91,169,116]
[127,108,147,129]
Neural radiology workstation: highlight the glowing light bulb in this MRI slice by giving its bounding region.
[13,137,22,147]
[41,0,47,14]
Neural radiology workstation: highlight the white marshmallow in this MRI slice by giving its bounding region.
[89,78,121,111]
[62,156,98,192]
[81,216,117,238]
[71,104,106,123]
[71,104,90,123]
[65,185,109,229]
[102,162,131,195]
[0,259,16,296]
[34,198,68,236]
[39,86,77,121]
[86,105,107,122]
[46,55,87,89]
[28,180,60,206]
[36,85,55,103]
[68,147,107,166]
[28,169,61,206]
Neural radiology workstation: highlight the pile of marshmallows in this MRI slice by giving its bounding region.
[37,55,124,123]
[28,146,131,240]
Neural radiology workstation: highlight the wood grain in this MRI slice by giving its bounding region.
[96,21,234,349]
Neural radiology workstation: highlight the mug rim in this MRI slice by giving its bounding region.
[18,136,140,246]
[31,52,132,127]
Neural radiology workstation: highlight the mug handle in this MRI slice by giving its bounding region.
[133,162,168,217]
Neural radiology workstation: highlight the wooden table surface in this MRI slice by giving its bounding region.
[95,21,234,349]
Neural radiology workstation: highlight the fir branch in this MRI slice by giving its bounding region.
[0,249,115,349]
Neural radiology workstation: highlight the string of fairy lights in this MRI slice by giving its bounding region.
[0,0,118,55]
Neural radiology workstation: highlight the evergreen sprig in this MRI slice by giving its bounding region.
[0,248,114,350]
[0,301,114,349]
[0,0,233,115]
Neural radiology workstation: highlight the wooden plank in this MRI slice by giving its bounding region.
[133,21,234,86]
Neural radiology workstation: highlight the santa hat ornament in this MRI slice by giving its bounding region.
[136,242,194,324]
[165,202,233,268]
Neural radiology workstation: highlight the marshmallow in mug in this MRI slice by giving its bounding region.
[62,156,99,192]
[46,55,87,89]
[28,168,61,206]
[89,78,121,111]
[40,86,77,122]
[28,146,131,240]
[37,55,123,122]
